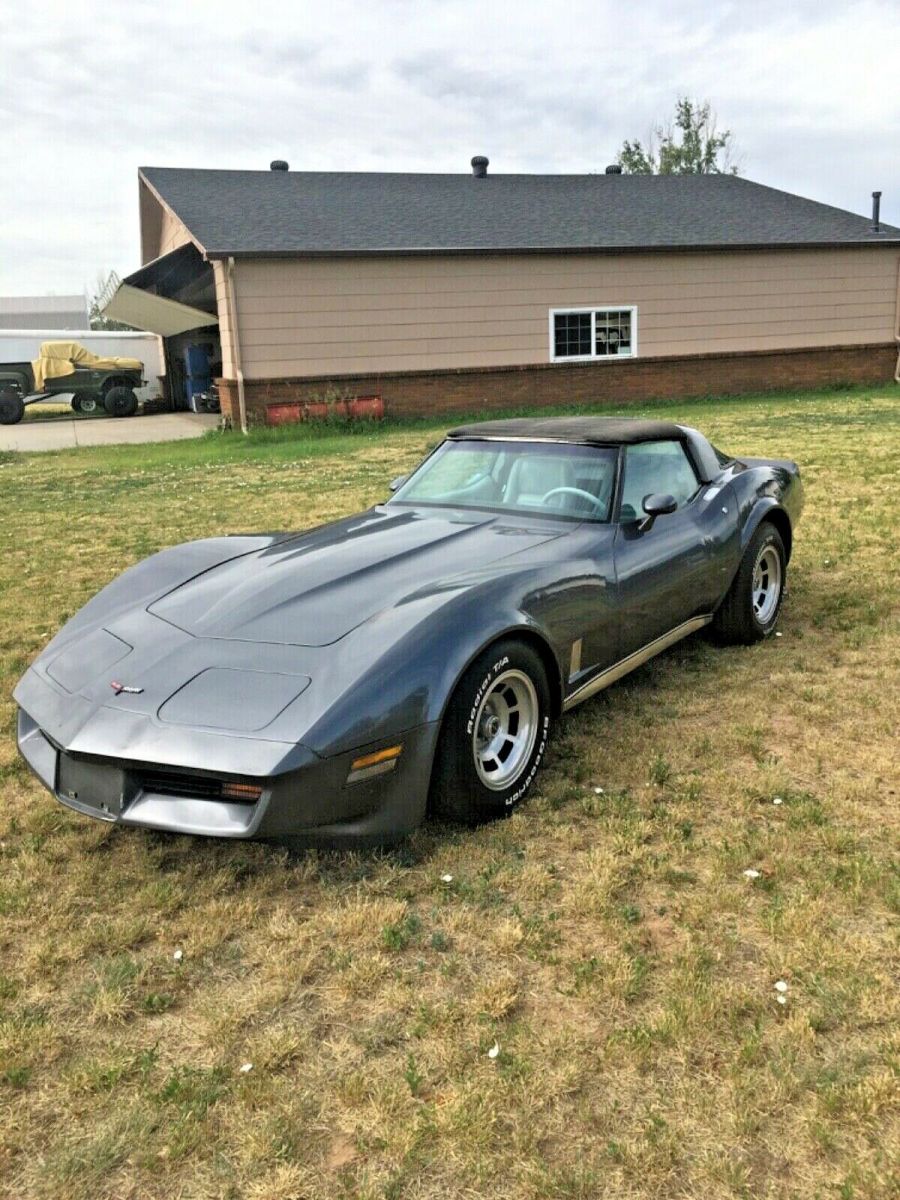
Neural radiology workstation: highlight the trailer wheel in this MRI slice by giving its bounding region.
[72,395,101,415]
[0,391,25,425]
[103,386,138,418]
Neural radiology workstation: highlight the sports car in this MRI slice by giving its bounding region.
[15,416,802,845]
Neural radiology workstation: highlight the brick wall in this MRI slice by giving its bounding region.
[216,342,897,426]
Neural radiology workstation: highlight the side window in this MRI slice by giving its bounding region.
[619,441,699,522]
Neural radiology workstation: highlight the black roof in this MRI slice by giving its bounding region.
[139,167,899,259]
[447,417,685,445]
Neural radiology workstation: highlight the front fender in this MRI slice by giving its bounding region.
[733,458,801,565]
[297,568,566,760]
[740,497,791,555]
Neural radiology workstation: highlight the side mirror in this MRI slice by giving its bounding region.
[388,474,408,493]
[638,492,677,532]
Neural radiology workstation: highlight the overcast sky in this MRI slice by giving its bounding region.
[2,0,898,296]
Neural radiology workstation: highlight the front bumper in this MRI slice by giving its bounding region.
[17,707,437,847]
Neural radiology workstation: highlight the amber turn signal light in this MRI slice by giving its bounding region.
[220,781,263,801]
[347,744,403,784]
[351,745,403,770]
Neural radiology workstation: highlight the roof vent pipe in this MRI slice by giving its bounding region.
[471,155,489,178]
[605,164,623,174]
[270,160,289,172]
[872,190,882,232]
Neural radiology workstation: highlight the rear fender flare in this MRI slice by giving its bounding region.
[100,375,138,396]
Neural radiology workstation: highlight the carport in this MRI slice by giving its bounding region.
[102,244,222,411]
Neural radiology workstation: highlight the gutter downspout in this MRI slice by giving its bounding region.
[894,254,900,384]
[226,256,248,434]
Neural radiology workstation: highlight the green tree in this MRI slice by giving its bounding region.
[87,270,134,330]
[618,98,739,175]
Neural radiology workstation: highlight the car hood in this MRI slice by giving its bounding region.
[147,506,564,646]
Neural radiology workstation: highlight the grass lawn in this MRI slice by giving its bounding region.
[0,385,897,1199]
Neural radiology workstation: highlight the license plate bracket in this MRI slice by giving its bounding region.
[57,755,129,819]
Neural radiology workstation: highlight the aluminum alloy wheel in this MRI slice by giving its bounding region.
[472,669,538,790]
[752,544,782,625]
[79,397,99,414]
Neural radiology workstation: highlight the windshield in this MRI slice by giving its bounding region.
[390,439,618,521]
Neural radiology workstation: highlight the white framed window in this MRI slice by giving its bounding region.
[549,306,638,362]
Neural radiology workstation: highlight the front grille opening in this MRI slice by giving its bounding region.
[135,768,262,803]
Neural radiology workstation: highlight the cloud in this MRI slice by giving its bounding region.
[0,0,897,293]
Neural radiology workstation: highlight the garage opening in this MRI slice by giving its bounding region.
[102,244,222,412]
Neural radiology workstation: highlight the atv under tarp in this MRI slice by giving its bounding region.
[32,341,143,393]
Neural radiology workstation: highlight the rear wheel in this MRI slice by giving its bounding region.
[103,386,138,417]
[0,391,25,425]
[712,521,786,644]
[431,639,552,823]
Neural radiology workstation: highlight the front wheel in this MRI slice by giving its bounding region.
[431,639,552,823]
[712,522,787,644]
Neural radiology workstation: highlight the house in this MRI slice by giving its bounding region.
[103,159,900,427]
[0,294,89,330]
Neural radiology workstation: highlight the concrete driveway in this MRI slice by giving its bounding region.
[0,411,220,453]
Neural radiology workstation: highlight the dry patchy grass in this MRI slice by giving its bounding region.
[22,402,79,422]
[0,388,898,1199]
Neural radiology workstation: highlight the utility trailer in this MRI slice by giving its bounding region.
[0,342,146,424]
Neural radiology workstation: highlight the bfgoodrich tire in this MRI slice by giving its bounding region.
[103,386,138,417]
[431,639,552,824]
[712,521,787,644]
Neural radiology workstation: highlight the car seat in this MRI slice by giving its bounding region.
[504,456,576,509]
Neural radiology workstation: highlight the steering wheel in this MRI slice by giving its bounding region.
[540,486,604,514]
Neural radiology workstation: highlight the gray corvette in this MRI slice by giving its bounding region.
[15,417,802,845]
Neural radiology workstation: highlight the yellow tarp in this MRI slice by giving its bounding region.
[32,341,143,393]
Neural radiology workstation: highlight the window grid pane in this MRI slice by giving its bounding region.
[595,309,632,356]
[554,312,592,358]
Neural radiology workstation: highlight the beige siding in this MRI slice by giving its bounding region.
[139,183,163,265]
[158,208,193,258]
[139,179,196,263]
[232,248,899,378]
[212,261,236,377]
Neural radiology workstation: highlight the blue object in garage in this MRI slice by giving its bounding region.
[184,344,211,410]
